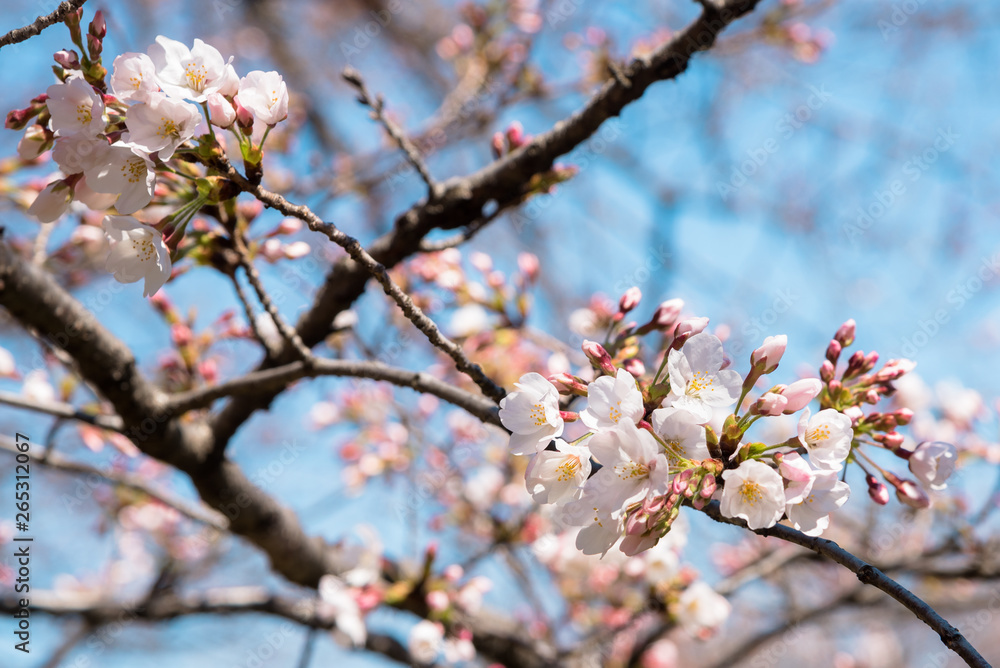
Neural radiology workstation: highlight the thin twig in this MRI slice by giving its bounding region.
[229,270,280,359]
[0,434,228,530]
[0,0,87,49]
[233,234,313,363]
[699,501,990,667]
[167,357,502,427]
[0,390,124,431]
[209,155,506,404]
[343,66,440,199]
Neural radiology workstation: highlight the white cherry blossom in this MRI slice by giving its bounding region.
[586,420,669,513]
[677,581,731,635]
[579,367,644,431]
[125,93,201,159]
[147,36,231,102]
[84,143,156,214]
[46,77,105,136]
[110,52,159,102]
[720,459,786,530]
[525,438,592,505]
[663,333,742,423]
[102,215,171,297]
[51,133,108,175]
[28,180,73,223]
[499,372,564,455]
[650,406,710,464]
[408,620,443,664]
[236,70,289,126]
[798,408,854,471]
[785,471,850,536]
[318,575,366,647]
[908,441,957,491]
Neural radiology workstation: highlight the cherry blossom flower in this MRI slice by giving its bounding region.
[23,370,56,404]
[579,367,644,431]
[585,420,670,513]
[778,452,815,505]
[110,52,159,102]
[51,133,108,174]
[720,459,786,530]
[676,581,731,635]
[650,407,709,464]
[102,215,171,297]
[27,180,73,223]
[84,143,156,214]
[499,372,564,455]
[124,93,201,159]
[408,620,443,664]
[797,408,854,471]
[206,92,236,128]
[235,70,289,126]
[525,438,593,504]
[147,36,232,102]
[663,333,742,423]
[785,471,850,536]
[46,77,105,136]
[318,575,366,647]
[908,441,957,491]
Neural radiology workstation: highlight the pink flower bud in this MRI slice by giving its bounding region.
[843,405,864,425]
[753,392,788,416]
[834,319,856,347]
[865,475,889,505]
[751,334,787,373]
[863,351,879,372]
[426,590,450,611]
[874,431,904,452]
[863,388,880,404]
[171,323,193,346]
[198,358,218,384]
[517,252,540,281]
[675,316,709,337]
[235,98,254,129]
[207,92,236,128]
[505,121,525,148]
[672,468,694,495]
[277,217,302,235]
[618,287,642,314]
[623,358,645,377]
[893,408,914,426]
[54,49,80,69]
[895,478,930,509]
[651,299,683,329]
[582,340,617,375]
[778,378,822,413]
[820,359,835,382]
[699,474,716,498]
[825,339,842,364]
[260,238,283,262]
[89,10,107,38]
[874,358,916,382]
[490,131,504,158]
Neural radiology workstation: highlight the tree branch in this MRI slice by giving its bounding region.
[206,0,766,448]
[0,389,124,431]
[0,0,87,50]
[167,357,502,427]
[0,434,228,530]
[699,501,990,667]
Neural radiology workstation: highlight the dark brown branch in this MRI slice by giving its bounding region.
[0,588,413,665]
[168,358,502,427]
[0,0,87,49]
[208,0,767,448]
[699,501,990,667]
[0,389,124,431]
[0,434,228,530]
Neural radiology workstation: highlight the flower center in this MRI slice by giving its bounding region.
[184,61,209,91]
[615,460,649,481]
[121,157,146,184]
[739,480,763,506]
[687,371,715,395]
[556,455,581,482]
[157,116,180,139]
[807,425,831,444]
[608,400,622,424]
[76,102,92,126]
[529,402,548,427]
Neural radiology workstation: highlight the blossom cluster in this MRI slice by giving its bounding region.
[6,9,289,296]
[499,289,958,558]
